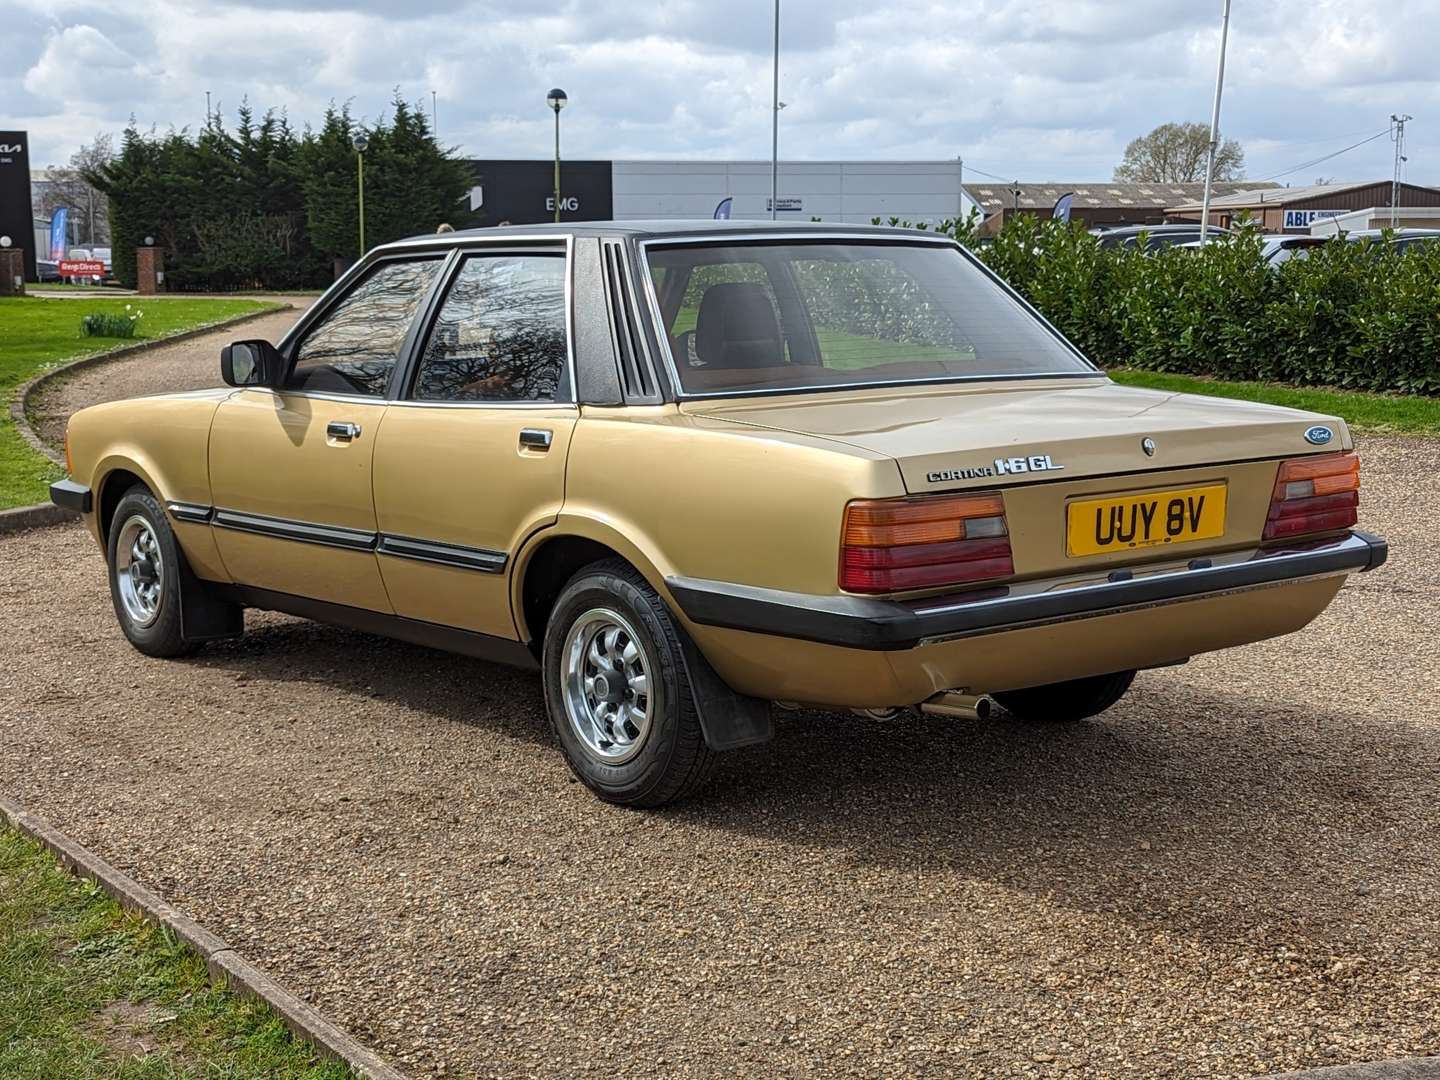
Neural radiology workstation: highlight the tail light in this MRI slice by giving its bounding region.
[1264,452,1360,540]
[64,428,73,476]
[841,492,1014,594]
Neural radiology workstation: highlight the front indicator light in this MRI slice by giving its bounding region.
[1264,452,1360,541]
[840,493,1015,594]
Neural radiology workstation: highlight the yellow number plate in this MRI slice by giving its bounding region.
[1066,483,1227,557]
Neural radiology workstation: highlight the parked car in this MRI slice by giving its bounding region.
[1337,227,1440,246]
[1175,233,1329,266]
[1090,223,1235,251]
[1389,234,1439,255]
[52,221,1387,806]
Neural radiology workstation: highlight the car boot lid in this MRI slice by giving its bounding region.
[682,379,1351,492]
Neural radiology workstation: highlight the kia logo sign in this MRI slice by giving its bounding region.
[0,144,22,155]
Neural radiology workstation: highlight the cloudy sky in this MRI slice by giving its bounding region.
[4,0,1438,185]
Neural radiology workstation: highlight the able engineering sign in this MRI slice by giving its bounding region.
[1283,209,1345,230]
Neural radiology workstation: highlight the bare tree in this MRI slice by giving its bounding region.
[37,133,115,247]
[1113,122,1244,184]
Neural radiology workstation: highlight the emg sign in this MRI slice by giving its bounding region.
[546,196,580,213]
[1283,209,1344,230]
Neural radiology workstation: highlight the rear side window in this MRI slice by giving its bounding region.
[411,253,568,402]
[289,258,441,396]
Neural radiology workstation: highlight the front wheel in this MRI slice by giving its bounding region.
[106,487,202,658]
[993,670,1136,724]
[542,559,716,808]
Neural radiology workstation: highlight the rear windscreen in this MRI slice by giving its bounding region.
[643,240,1093,396]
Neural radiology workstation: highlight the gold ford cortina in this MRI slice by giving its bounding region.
[51,222,1388,807]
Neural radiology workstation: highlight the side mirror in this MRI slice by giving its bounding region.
[220,340,285,388]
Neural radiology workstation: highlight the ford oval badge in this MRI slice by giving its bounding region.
[1304,425,1334,446]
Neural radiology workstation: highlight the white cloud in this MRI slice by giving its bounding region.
[1,0,1435,186]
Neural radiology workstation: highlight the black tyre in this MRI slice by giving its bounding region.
[994,670,1136,724]
[542,558,717,808]
[106,487,203,658]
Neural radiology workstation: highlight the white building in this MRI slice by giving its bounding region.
[610,160,981,225]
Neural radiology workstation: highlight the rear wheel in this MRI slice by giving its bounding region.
[542,559,716,807]
[993,670,1136,724]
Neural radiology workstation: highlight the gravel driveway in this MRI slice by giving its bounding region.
[3,327,1436,1077]
[28,304,307,450]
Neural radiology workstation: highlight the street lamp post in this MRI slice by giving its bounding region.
[1199,0,1232,248]
[547,88,568,223]
[352,131,369,256]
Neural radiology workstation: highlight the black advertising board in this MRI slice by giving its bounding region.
[0,131,36,281]
[465,160,613,226]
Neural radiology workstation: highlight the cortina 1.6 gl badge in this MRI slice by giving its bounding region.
[926,454,1064,484]
[1304,425,1334,446]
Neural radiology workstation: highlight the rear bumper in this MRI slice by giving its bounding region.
[668,530,1387,652]
[49,478,93,514]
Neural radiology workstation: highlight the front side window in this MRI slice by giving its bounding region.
[411,253,568,402]
[288,258,441,396]
[645,241,1092,396]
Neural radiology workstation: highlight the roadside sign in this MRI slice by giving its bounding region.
[766,197,803,212]
[59,259,104,277]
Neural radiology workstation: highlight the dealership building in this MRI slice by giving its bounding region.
[465,159,982,226]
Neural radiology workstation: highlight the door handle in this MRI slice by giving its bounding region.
[519,428,553,451]
[327,421,362,441]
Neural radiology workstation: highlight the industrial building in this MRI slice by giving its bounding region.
[964,180,1277,236]
[1167,180,1440,233]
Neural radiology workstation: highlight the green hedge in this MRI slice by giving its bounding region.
[915,215,1440,395]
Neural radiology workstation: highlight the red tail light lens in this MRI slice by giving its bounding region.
[1264,452,1360,540]
[841,493,1014,594]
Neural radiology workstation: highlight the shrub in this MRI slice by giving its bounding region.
[905,215,1440,396]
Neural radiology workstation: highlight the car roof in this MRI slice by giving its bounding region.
[1341,227,1440,240]
[1090,223,1217,235]
[393,218,943,247]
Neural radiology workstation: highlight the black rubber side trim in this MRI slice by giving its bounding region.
[212,509,377,551]
[377,534,507,573]
[226,585,538,670]
[49,479,92,514]
[166,501,214,524]
[667,531,1387,652]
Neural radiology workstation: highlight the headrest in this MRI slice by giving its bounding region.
[694,282,783,369]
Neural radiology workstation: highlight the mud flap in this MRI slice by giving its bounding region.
[177,550,244,642]
[677,629,773,751]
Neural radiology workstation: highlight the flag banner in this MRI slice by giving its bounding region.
[50,207,68,261]
[1051,193,1075,223]
[713,197,733,220]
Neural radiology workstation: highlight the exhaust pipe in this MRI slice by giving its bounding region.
[918,691,996,721]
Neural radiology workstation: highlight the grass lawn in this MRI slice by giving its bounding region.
[1109,369,1440,436]
[0,296,279,510]
[0,828,352,1079]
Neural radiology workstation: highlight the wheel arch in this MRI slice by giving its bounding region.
[512,516,673,650]
[94,457,165,544]
[512,518,773,753]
